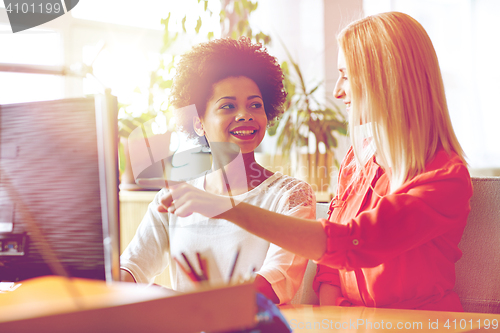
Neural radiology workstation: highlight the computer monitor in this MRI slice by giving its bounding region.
[0,93,120,283]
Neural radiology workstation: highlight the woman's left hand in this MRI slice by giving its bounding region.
[137,178,235,218]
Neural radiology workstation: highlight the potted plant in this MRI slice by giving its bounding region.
[267,49,347,193]
[117,65,174,190]
[118,107,171,190]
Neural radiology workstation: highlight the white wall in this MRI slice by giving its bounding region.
[250,0,364,159]
[323,0,364,160]
[248,0,328,154]
[364,0,500,170]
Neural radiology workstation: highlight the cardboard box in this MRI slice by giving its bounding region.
[0,276,256,333]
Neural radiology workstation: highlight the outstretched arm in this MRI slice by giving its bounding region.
[215,201,326,261]
[149,181,327,261]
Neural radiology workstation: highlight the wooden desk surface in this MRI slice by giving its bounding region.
[0,276,255,333]
[279,304,500,332]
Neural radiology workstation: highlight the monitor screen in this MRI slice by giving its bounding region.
[0,94,120,283]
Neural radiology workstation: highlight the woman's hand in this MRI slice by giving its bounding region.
[137,178,235,218]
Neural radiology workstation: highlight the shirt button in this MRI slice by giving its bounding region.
[352,239,359,245]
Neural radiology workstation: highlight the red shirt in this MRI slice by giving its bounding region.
[313,147,472,311]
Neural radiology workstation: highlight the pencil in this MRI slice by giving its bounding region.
[228,247,240,283]
[181,252,201,282]
[173,256,199,283]
[196,252,209,281]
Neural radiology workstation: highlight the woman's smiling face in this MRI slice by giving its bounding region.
[195,76,268,154]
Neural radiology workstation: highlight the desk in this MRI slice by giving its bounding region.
[0,276,255,333]
[279,304,500,332]
[3,277,500,332]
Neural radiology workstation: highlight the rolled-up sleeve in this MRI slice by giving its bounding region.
[312,258,341,295]
[314,164,471,271]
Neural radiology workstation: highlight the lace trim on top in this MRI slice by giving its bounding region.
[267,175,314,210]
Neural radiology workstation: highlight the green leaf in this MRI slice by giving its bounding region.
[328,132,338,148]
[308,81,323,95]
[204,0,208,11]
[282,56,303,95]
[182,16,187,33]
[238,20,246,35]
[119,118,135,130]
[256,32,264,43]
[195,17,202,33]
[207,31,214,40]
[326,133,335,148]
[161,12,171,29]
[325,119,348,135]
[273,112,291,138]
[234,1,242,16]
[338,126,348,136]
[281,60,289,74]
[276,122,296,159]
[266,126,276,137]
[118,140,126,172]
[159,79,173,89]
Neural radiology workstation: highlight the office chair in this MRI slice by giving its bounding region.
[454,177,500,313]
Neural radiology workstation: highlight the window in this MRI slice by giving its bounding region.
[0,25,64,104]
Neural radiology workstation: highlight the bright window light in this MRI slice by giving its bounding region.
[72,0,221,117]
[71,0,221,34]
[0,72,64,104]
[0,24,64,104]
[0,25,62,65]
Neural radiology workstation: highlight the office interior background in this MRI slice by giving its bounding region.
[1,0,499,182]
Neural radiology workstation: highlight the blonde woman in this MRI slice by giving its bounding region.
[155,12,472,311]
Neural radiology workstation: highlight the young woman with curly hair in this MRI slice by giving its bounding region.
[156,13,473,312]
[121,37,315,304]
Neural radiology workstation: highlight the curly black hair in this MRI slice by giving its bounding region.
[170,36,287,146]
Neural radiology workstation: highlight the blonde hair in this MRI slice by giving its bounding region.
[338,11,466,192]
